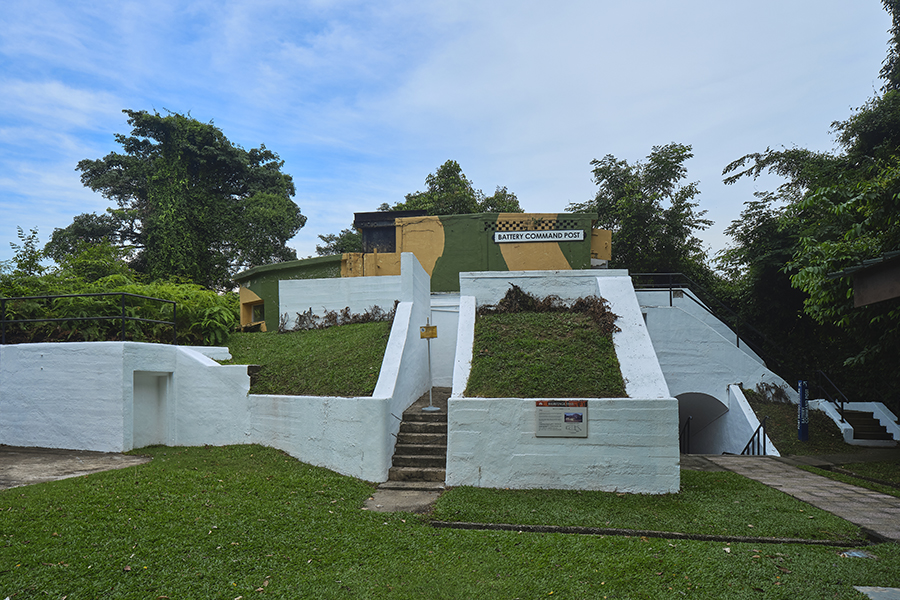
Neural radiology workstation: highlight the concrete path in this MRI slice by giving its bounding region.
[0,445,150,490]
[702,455,900,543]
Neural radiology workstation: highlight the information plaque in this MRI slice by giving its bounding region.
[535,400,588,438]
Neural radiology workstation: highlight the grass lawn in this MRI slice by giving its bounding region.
[465,312,626,398]
[2,445,899,599]
[223,322,391,396]
[745,395,869,456]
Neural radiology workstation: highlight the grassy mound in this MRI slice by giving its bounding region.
[225,321,391,396]
[465,312,626,398]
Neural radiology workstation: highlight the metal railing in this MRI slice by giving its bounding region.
[1,293,177,345]
[740,416,768,456]
[679,416,692,454]
[814,370,848,423]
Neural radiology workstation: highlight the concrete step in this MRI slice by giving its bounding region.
[843,411,893,441]
[392,454,447,468]
[394,443,447,456]
[396,432,447,446]
[399,421,447,434]
[402,411,448,424]
[388,466,446,482]
[377,480,445,492]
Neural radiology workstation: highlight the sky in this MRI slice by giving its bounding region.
[0,0,893,268]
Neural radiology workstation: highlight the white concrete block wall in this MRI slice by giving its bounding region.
[279,275,402,326]
[446,397,679,493]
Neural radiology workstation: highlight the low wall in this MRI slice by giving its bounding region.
[0,342,250,453]
[448,270,679,493]
[446,397,679,493]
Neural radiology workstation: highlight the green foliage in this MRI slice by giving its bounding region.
[1,235,237,346]
[315,228,362,256]
[71,109,306,288]
[569,143,714,280]
[224,322,392,396]
[8,226,46,277]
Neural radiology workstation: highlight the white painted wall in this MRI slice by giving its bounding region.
[279,274,402,327]
[636,289,764,365]
[448,270,679,493]
[429,294,460,387]
[459,269,631,307]
[688,385,779,455]
[446,397,679,493]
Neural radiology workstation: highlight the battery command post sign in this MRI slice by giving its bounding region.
[493,230,584,243]
[535,400,588,438]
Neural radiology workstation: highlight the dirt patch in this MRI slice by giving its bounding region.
[0,445,150,490]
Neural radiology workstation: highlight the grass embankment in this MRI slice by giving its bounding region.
[224,322,391,396]
[465,312,626,398]
[744,393,868,456]
[2,445,899,599]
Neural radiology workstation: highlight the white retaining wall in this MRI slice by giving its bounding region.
[449,270,679,493]
[249,253,433,481]
[0,253,432,483]
[429,295,461,388]
[0,342,251,453]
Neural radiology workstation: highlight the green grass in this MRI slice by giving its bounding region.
[432,470,864,542]
[224,322,391,396]
[465,312,627,398]
[2,445,899,599]
[799,465,900,499]
[745,395,869,456]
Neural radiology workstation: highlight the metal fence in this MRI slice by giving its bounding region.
[1,293,177,345]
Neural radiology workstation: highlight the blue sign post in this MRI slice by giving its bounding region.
[798,380,809,442]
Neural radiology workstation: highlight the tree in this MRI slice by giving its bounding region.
[391,160,524,215]
[568,143,712,278]
[316,160,522,256]
[69,109,306,288]
[719,0,900,407]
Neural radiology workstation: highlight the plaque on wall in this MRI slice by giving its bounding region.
[535,400,588,438]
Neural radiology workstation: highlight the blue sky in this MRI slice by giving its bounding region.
[0,0,892,267]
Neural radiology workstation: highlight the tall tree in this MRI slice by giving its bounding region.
[720,0,900,406]
[67,109,306,288]
[568,143,712,278]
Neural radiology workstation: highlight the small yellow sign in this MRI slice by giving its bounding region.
[420,325,437,339]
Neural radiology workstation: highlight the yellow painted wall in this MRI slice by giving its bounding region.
[238,286,267,331]
[591,228,612,261]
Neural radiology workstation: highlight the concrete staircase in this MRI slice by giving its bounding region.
[844,410,894,442]
[388,388,449,483]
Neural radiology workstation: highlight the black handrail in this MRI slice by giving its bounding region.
[1,293,177,345]
[680,416,692,454]
[740,416,768,456]
[815,370,848,423]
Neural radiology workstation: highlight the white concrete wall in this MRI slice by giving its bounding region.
[279,274,402,327]
[446,397,679,493]
[636,289,764,365]
[813,400,900,445]
[643,305,794,410]
[248,255,432,482]
[0,342,250,453]
[459,269,631,307]
[448,270,679,493]
[689,385,779,456]
[429,294,461,387]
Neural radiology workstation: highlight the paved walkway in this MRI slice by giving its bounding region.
[687,454,900,543]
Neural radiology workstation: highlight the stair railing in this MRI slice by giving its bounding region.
[813,370,849,423]
[740,416,768,456]
[679,416,692,454]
